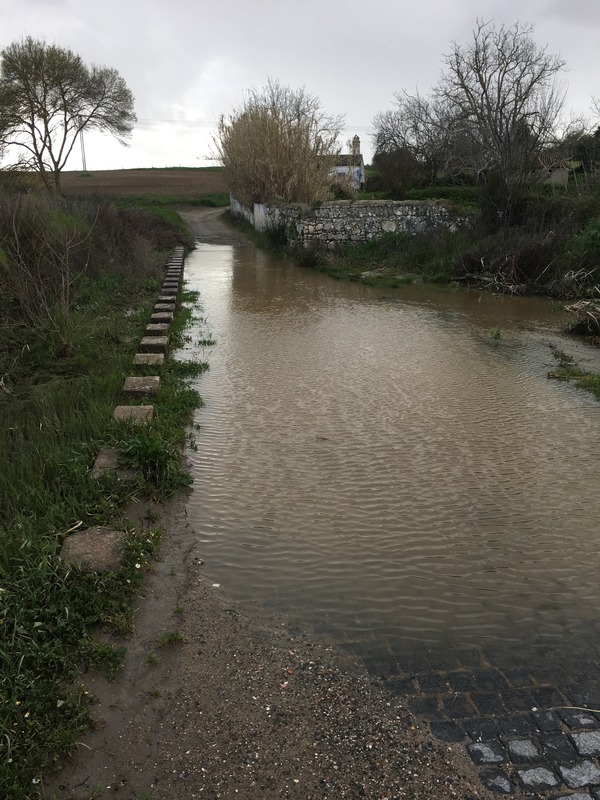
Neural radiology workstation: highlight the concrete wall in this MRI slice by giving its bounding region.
[231,197,471,248]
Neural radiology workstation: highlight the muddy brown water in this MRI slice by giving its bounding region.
[180,241,600,681]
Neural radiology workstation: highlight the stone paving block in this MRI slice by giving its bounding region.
[429,720,465,743]
[384,677,416,694]
[505,737,541,763]
[418,673,450,693]
[154,303,176,312]
[442,694,476,719]
[407,696,442,718]
[145,323,170,336]
[533,710,563,733]
[473,692,507,716]
[59,526,125,572]
[472,668,510,693]
[555,794,592,800]
[559,708,600,729]
[570,730,600,757]
[480,769,514,794]
[499,715,538,737]
[139,336,169,354]
[467,741,507,765]
[150,312,174,324]
[566,685,600,709]
[503,688,536,712]
[559,760,600,788]
[531,686,566,709]
[516,766,559,792]
[455,648,483,668]
[113,405,154,425]
[503,667,533,688]
[122,376,160,397]
[133,353,165,367]
[541,730,578,760]
[464,717,502,741]
[447,671,477,693]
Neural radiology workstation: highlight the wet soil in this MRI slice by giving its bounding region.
[45,209,490,800]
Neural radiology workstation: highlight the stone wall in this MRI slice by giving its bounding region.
[232,197,471,249]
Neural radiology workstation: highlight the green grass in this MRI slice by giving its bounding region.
[0,256,207,797]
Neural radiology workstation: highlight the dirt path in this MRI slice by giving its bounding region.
[46,209,489,800]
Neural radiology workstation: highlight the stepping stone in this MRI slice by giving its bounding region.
[113,405,154,424]
[122,376,160,397]
[60,526,126,572]
[133,352,165,367]
[150,312,174,323]
[139,336,169,354]
[154,303,176,312]
[157,295,177,303]
[91,447,137,481]
[145,323,170,336]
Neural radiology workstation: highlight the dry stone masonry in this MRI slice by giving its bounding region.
[233,197,471,249]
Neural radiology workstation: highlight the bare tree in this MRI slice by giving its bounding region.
[0,37,136,194]
[215,80,344,207]
[373,91,457,186]
[437,20,565,225]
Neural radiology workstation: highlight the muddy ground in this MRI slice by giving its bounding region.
[46,209,490,800]
[60,168,227,199]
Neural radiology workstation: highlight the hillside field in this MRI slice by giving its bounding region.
[60,166,227,200]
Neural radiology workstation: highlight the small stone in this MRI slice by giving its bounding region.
[133,353,165,367]
[506,738,541,763]
[122,376,160,397]
[139,336,169,354]
[559,761,600,788]
[113,405,154,425]
[516,767,559,791]
[467,741,506,765]
[570,731,600,757]
[480,769,513,794]
[59,526,125,572]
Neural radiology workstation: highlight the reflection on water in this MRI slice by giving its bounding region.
[182,243,600,677]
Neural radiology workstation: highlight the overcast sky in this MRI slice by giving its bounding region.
[1,0,599,171]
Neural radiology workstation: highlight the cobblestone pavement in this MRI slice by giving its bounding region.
[381,656,600,798]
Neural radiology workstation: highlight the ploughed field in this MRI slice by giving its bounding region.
[60,166,227,199]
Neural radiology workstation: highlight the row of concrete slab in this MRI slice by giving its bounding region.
[60,247,187,571]
[113,246,186,425]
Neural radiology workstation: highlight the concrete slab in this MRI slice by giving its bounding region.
[133,352,165,367]
[91,447,137,481]
[145,323,170,336]
[113,405,154,424]
[123,376,160,397]
[154,303,176,312]
[139,336,169,353]
[60,526,126,572]
[150,312,174,323]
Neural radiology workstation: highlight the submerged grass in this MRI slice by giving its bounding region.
[0,252,207,797]
[548,347,600,402]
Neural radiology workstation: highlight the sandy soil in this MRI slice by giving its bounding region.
[45,209,490,800]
